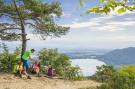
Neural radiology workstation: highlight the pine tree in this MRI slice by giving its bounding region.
[0,0,69,58]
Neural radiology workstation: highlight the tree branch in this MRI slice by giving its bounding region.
[0,27,20,33]
[0,13,19,19]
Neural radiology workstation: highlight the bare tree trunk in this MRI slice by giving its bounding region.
[21,26,27,58]
[13,0,27,60]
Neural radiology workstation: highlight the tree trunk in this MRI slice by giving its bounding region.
[21,26,27,58]
[13,0,27,60]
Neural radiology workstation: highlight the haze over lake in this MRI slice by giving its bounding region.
[71,59,106,76]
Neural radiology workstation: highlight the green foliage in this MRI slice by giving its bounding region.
[38,48,83,80]
[80,0,86,7]
[0,0,69,55]
[80,0,135,15]
[64,66,84,80]
[0,0,69,40]
[92,65,115,82]
[0,45,20,72]
[94,65,135,89]
[118,65,135,77]
[118,7,126,14]
[99,0,105,3]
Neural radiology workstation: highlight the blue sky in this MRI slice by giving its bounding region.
[2,0,135,50]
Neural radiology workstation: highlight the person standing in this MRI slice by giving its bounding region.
[22,49,35,73]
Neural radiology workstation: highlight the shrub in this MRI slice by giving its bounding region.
[38,48,83,80]
[91,65,115,82]
[0,44,20,72]
[96,65,135,89]
[64,66,84,80]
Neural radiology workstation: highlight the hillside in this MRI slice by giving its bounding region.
[102,47,135,65]
[0,73,101,89]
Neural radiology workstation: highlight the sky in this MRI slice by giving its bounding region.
[2,0,135,50]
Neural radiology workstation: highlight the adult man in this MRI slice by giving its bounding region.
[22,49,35,72]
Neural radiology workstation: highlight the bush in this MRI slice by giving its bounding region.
[38,48,83,80]
[96,65,135,89]
[64,66,84,80]
[91,65,115,82]
[0,44,20,72]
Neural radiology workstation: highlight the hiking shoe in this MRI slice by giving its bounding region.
[27,76,32,79]
[37,73,41,77]
[20,74,23,78]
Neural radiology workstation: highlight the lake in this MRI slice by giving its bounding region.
[71,59,106,76]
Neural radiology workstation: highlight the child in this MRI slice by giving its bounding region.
[47,65,56,77]
[16,62,23,77]
[32,61,40,75]
[15,61,31,79]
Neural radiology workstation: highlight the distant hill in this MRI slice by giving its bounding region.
[102,47,135,65]
[64,49,110,59]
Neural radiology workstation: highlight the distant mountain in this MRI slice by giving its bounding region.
[102,47,135,65]
[63,49,110,59]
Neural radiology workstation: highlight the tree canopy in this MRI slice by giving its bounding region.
[0,0,69,56]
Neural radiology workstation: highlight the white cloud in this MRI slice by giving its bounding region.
[25,10,135,49]
[62,12,72,17]
[27,34,45,40]
[106,21,135,26]
[27,32,135,43]
[61,13,135,32]
[25,33,135,49]
[63,21,100,29]
[124,17,135,21]
[91,26,124,32]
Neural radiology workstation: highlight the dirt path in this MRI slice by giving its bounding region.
[0,74,101,89]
